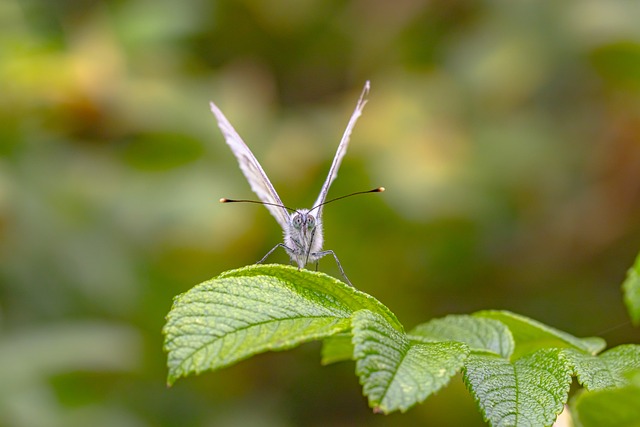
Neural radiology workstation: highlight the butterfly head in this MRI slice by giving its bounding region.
[291,209,317,233]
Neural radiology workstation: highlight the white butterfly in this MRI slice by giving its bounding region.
[210,81,377,285]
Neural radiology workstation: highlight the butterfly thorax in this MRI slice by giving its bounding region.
[284,209,324,268]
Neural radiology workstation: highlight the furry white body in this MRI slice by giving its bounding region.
[284,209,323,268]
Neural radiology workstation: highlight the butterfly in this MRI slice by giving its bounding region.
[210,81,380,285]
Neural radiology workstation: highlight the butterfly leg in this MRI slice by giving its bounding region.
[314,250,353,287]
[257,243,291,264]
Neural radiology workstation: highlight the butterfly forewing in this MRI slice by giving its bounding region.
[209,102,290,229]
[311,81,370,219]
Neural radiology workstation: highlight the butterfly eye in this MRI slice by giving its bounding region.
[307,215,315,228]
[292,215,302,228]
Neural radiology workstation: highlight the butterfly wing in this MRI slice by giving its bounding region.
[210,102,290,229]
[311,81,370,219]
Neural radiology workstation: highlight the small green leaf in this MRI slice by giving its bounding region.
[622,252,640,326]
[564,344,640,391]
[321,333,354,365]
[571,382,640,427]
[410,314,514,358]
[352,310,469,413]
[463,349,572,427]
[163,265,400,384]
[475,310,606,358]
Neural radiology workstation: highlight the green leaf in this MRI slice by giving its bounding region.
[564,344,640,391]
[622,252,640,326]
[474,310,606,358]
[630,369,640,387]
[321,333,354,365]
[571,382,640,427]
[463,349,572,427]
[163,264,400,385]
[409,314,514,358]
[352,310,469,413]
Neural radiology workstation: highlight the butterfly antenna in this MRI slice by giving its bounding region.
[219,198,297,213]
[311,187,385,211]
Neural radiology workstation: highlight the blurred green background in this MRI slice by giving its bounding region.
[1,0,640,426]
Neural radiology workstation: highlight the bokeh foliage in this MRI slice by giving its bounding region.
[1,0,639,426]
